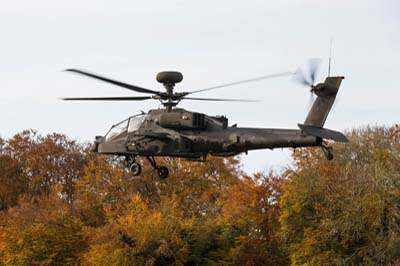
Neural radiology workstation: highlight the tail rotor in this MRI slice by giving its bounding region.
[294,58,321,109]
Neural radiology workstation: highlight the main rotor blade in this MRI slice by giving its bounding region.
[183,97,259,102]
[61,96,152,101]
[65,69,162,95]
[188,71,294,95]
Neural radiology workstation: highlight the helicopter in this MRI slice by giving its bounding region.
[62,61,348,179]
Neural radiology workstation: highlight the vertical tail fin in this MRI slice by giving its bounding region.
[304,76,344,127]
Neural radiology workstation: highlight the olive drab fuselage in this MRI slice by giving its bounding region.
[93,108,321,159]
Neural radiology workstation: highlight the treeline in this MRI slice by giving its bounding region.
[0,126,399,266]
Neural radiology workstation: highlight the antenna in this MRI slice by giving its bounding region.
[328,38,333,77]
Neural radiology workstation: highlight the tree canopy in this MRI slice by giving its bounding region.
[0,125,399,265]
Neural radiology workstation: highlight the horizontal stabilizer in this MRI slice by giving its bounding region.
[298,124,349,142]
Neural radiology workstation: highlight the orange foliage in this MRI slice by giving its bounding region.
[1,126,399,265]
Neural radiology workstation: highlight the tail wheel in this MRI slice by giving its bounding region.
[322,146,333,161]
[130,163,142,176]
[157,166,169,179]
[325,149,333,160]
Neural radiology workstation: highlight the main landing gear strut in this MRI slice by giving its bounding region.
[125,156,169,179]
[146,156,169,179]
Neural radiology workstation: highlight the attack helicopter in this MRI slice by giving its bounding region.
[62,61,348,179]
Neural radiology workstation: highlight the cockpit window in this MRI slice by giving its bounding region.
[105,119,128,141]
[128,115,146,132]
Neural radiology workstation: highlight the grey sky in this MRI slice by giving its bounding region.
[1,0,399,173]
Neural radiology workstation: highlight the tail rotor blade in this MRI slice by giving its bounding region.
[294,68,311,87]
[308,58,321,85]
[293,58,321,109]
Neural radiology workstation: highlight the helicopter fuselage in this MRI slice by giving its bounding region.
[93,108,320,160]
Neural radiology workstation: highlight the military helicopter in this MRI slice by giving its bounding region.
[63,61,348,179]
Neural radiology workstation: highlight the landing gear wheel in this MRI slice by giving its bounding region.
[325,149,333,160]
[130,162,142,176]
[157,166,169,179]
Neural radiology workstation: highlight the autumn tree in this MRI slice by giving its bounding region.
[3,130,87,204]
[77,154,293,265]
[0,131,90,265]
[0,151,27,211]
[78,156,242,265]
[212,173,288,265]
[81,194,192,265]
[0,188,88,266]
[280,125,400,265]
[74,156,140,227]
[3,125,399,265]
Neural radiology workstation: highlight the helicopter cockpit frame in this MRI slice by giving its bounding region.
[104,114,147,142]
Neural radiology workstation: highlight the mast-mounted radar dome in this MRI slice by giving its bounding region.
[156,71,183,85]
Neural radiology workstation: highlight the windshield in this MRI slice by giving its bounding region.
[128,115,146,132]
[105,119,128,141]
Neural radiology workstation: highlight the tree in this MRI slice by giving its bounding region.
[81,195,190,266]
[0,190,88,266]
[4,130,87,203]
[2,125,399,265]
[280,126,400,265]
[74,156,138,227]
[0,153,27,210]
[211,173,288,266]
[80,156,242,265]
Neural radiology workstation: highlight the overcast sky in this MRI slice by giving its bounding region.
[1,0,399,174]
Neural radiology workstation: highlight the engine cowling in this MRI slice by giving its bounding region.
[157,110,205,129]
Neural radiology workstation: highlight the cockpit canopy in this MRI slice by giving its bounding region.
[105,114,146,141]
[128,115,146,132]
[103,109,229,142]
